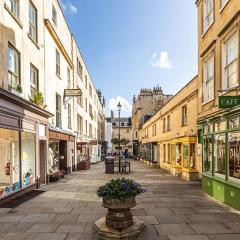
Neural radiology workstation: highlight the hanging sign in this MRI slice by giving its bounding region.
[219,96,240,108]
[64,89,81,97]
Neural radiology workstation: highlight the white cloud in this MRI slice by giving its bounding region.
[149,51,172,69]
[108,96,132,115]
[61,1,78,15]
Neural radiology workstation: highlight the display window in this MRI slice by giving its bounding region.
[183,144,189,168]
[171,144,175,165]
[214,121,227,132]
[0,129,20,197]
[49,140,60,173]
[190,143,195,169]
[214,134,226,176]
[203,137,212,173]
[21,132,36,188]
[228,132,240,180]
[176,144,181,166]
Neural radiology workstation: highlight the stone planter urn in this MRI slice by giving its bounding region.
[94,178,145,239]
[103,197,136,230]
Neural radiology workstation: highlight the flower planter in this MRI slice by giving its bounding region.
[77,160,90,170]
[103,197,136,230]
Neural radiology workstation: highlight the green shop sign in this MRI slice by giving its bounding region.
[219,96,240,108]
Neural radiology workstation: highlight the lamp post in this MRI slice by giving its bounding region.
[117,102,122,172]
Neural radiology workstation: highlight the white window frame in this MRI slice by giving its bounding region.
[202,0,214,34]
[29,1,37,43]
[7,0,19,19]
[30,63,38,98]
[222,31,238,91]
[8,44,20,89]
[203,54,215,103]
[220,0,229,12]
[52,4,57,26]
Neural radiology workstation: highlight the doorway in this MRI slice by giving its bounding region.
[39,140,47,185]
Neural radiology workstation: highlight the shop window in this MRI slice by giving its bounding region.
[202,0,214,33]
[176,144,182,166]
[0,129,20,198]
[167,144,171,164]
[29,1,37,43]
[214,120,227,132]
[21,132,36,188]
[222,32,238,90]
[49,141,59,173]
[214,134,226,175]
[183,144,189,168]
[228,133,240,180]
[203,137,213,173]
[171,144,175,165]
[203,123,213,134]
[8,44,20,90]
[229,116,240,130]
[190,143,195,169]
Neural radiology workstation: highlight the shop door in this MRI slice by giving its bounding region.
[39,140,47,184]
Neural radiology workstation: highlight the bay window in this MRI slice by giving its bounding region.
[203,0,214,33]
[203,55,214,103]
[222,32,238,90]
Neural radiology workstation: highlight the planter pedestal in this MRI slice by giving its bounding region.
[94,216,144,240]
[94,197,144,239]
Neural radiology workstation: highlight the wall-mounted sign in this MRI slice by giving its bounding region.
[219,96,240,108]
[64,89,81,97]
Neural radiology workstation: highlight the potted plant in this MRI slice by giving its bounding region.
[29,90,47,109]
[96,178,146,230]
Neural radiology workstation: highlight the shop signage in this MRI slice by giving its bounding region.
[64,89,81,97]
[90,140,98,145]
[219,96,240,108]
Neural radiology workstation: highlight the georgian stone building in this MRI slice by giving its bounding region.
[0,0,105,201]
[132,86,172,158]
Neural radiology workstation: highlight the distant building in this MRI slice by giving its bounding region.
[105,117,113,154]
[112,117,133,155]
[132,86,172,158]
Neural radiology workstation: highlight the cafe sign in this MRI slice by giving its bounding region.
[64,89,81,97]
[219,96,240,108]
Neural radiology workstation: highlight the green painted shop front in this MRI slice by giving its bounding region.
[198,106,240,210]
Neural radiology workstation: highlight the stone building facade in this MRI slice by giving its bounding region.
[196,0,240,209]
[0,0,105,201]
[132,86,172,158]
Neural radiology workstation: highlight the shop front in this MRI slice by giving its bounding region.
[0,88,51,201]
[48,129,75,181]
[199,110,240,210]
[76,141,90,170]
[170,137,198,181]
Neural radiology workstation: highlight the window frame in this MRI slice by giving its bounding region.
[30,63,39,98]
[56,93,62,128]
[202,0,214,35]
[56,49,61,77]
[52,4,57,26]
[221,31,239,91]
[68,103,72,129]
[8,0,20,19]
[28,0,38,43]
[182,105,188,126]
[203,54,215,103]
[8,43,20,90]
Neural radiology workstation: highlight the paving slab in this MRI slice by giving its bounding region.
[20,214,56,223]
[31,233,67,240]
[56,223,87,233]
[189,223,234,234]
[168,235,210,240]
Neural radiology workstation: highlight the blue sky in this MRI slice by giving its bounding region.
[61,0,198,117]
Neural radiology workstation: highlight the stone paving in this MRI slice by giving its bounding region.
[1,160,240,240]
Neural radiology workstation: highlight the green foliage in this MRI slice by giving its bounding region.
[111,137,130,146]
[96,178,146,200]
[16,84,23,93]
[29,90,47,109]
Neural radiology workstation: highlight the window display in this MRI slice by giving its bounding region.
[0,129,20,197]
[183,144,189,168]
[203,137,212,173]
[171,144,175,165]
[214,134,226,175]
[21,132,36,187]
[49,141,60,173]
[176,144,181,166]
[228,133,240,180]
[190,143,195,169]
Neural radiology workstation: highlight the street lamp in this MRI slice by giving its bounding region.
[117,102,122,172]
